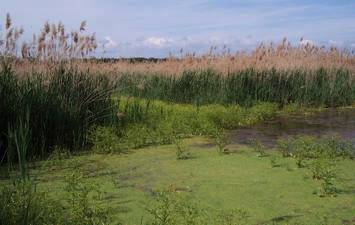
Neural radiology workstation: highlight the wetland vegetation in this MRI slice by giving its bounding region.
[0,15,354,225]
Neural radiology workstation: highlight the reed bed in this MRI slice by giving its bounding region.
[1,14,354,77]
[116,68,354,107]
[9,39,355,77]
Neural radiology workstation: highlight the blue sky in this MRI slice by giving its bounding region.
[1,0,355,57]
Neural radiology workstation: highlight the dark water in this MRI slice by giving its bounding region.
[229,108,355,147]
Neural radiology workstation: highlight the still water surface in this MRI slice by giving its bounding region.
[229,108,355,147]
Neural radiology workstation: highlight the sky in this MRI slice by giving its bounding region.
[1,0,355,57]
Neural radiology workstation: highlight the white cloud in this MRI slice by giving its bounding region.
[329,40,344,46]
[329,40,337,45]
[143,37,174,47]
[103,36,118,49]
[239,35,255,46]
[351,43,355,48]
[208,36,224,44]
[300,39,314,46]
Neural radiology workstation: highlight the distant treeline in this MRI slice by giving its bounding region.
[83,57,169,63]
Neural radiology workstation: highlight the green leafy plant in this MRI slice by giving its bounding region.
[310,158,336,180]
[311,159,338,197]
[64,170,110,225]
[174,197,205,225]
[146,190,177,225]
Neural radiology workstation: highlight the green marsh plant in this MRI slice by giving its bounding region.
[310,158,338,197]
[6,111,31,180]
[213,128,229,155]
[64,170,110,225]
[173,136,191,160]
[146,190,177,225]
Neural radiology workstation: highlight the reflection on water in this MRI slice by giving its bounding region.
[229,108,355,147]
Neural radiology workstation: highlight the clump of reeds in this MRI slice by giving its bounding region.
[0,61,115,164]
[1,13,97,61]
[0,13,24,58]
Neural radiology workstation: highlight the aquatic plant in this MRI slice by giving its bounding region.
[213,128,230,155]
[312,159,338,197]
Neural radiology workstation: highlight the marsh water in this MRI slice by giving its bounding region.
[229,108,355,147]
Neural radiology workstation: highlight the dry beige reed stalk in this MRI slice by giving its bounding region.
[1,13,97,61]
